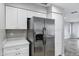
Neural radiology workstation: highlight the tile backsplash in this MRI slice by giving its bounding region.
[6,29,27,39]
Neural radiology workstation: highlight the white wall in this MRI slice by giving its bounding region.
[54,13,64,56]
[0,3,6,56]
[47,5,63,14]
[48,5,64,56]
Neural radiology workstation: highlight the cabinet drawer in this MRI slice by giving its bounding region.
[4,51,29,56]
[4,52,17,56]
[4,44,29,53]
[4,48,29,56]
[4,47,29,54]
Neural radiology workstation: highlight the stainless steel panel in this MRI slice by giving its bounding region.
[33,17,44,56]
[45,19,55,36]
[44,19,55,56]
[32,17,55,56]
[33,17,44,34]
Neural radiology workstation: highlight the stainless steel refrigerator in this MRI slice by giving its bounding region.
[31,17,55,56]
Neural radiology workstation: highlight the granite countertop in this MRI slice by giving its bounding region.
[3,37,29,48]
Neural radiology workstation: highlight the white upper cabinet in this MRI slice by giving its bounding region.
[6,6,27,29]
[35,12,46,18]
[27,10,46,18]
[17,9,27,29]
[6,6,18,29]
[47,13,52,19]
[26,10,34,18]
[6,6,46,29]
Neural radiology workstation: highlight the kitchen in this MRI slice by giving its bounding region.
[0,3,64,56]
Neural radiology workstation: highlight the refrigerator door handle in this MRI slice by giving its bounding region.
[43,27,46,45]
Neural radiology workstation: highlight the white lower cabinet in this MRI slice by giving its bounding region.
[4,48,29,56]
[3,39,29,56]
[4,52,29,56]
[4,44,29,56]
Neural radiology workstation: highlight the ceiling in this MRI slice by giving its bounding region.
[53,3,79,10]
[37,3,79,16]
[36,3,79,10]
[38,3,79,13]
[53,3,79,14]
[53,3,79,18]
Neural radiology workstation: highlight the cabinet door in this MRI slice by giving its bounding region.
[27,10,35,18]
[18,9,27,29]
[47,13,52,19]
[27,10,46,18]
[33,12,46,18]
[39,13,46,18]
[6,6,18,29]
